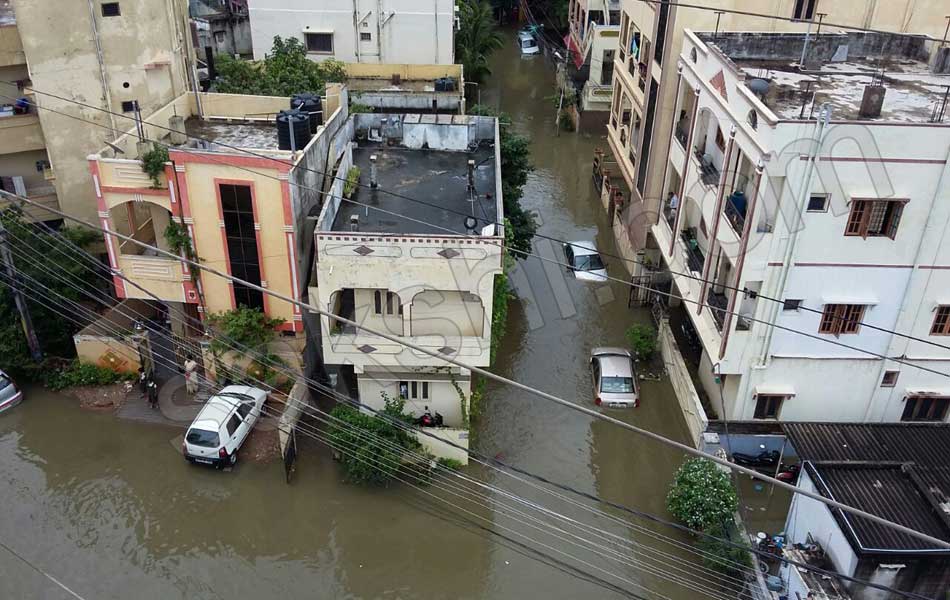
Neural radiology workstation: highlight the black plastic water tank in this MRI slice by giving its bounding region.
[276,109,312,151]
[290,93,323,132]
[442,77,457,92]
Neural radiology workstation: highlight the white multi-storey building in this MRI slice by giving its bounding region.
[247,0,455,65]
[564,0,619,123]
[644,29,950,424]
[311,112,504,460]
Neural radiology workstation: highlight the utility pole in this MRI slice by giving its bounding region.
[0,222,42,362]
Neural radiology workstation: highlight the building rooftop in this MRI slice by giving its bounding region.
[181,117,282,153]
[0,0,14,26]
[331,143,497,235]
[784,548,851,600]
[784,423,950,554]
[698,31,950,123]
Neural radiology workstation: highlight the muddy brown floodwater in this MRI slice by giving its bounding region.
[0,31,722,600]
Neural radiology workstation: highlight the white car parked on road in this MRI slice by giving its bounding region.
[183,385,268,469]
[564,241,608,281]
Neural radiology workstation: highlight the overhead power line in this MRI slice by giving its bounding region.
[4,191,949,553]
[4,88,949,374]
[7,84,950,359]
[4,220,937,600]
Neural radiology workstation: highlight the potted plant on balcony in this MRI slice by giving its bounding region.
[140,143,169,189]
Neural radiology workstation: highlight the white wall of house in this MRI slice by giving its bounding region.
[248,0,455,65]
[785,468,860,577]
[356,368,469,427]
[654,30,950,424]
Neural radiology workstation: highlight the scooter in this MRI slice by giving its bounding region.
[776,463,801,483]
[732,449,780,469]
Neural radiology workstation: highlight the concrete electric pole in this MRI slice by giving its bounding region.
[0,221,43,362]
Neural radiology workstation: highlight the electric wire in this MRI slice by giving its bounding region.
[4,223,767,590]
[0,538,88,600]
[3,93,947,387]
[0,240,751,600]
[5,189,949,553]
[6,87,950,363]
[9,83,950,355]
[3,227,937,600]
[0,268,715,600]
[0,257,752,600]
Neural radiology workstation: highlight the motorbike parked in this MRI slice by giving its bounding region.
[732,449,780,469]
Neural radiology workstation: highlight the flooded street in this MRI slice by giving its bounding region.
[0,31,709,600]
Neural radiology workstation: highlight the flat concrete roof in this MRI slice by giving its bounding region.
[737,59,950,122]
[697,31,950,123]
[182,117,281,152]
[0,0,14,26]
[331,143,497,235]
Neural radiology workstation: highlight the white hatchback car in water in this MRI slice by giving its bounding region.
[590,347,639,408]
[183,385,268,469]
[564,241,608,281]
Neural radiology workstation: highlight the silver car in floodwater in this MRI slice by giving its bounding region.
[564,241,608,281]
[0,369,23,414]
[590,347,639,408]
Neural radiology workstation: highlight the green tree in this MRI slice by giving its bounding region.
[215,36,346,96]
[205,307,285,385]
[0,210,100,379]
[666,458,739,531]
[625,323,657,359]
[469,105,537,258]
[455,0,503,82]
[328,394,425,485]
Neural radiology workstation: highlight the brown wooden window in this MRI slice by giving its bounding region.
[881,370,899,387]
[901,396,950,422]
[754,395,785,419]
[819,304,866,335]
[932,305,950,336]
[845,199,904,239]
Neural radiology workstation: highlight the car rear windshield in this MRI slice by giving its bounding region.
[575,255,605,271]
[186,428,220,448]
[601,376,634,394]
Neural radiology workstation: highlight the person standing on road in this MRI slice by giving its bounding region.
[184,355,199,396]
[146,377,159,410]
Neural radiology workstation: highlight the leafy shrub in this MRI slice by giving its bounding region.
[666,457,738,531]
[698,523,754,577]
[626,323,657,359]
[163,221,194,259]
[328,394,424,485]
[140,143,169,188]
[206,307,283,356]
[349,102,374,114]
[343,166,361,198]
[43,361,134,391]
[214,36,346,96]
[436,457,465,471]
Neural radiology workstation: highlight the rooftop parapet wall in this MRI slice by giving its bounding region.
[696,31,932,66]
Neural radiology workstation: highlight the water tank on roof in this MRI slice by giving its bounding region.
[435,77,457,92]
[290,93,323,132]
[747,78,770,99]
[276,109,312,151]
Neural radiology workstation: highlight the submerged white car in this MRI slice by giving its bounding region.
[590,347,640,408]
[564,241,608,281]
[518,32,540,55]
[183,385,268,469]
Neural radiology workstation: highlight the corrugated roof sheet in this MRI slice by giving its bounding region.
[786,423,950,554]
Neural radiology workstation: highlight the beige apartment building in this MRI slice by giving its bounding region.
[0,0,195,223]
[605,0,950,261]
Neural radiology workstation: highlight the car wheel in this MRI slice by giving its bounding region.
[229,452,237,466]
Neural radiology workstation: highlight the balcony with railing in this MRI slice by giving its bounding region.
[706,288,728,332]
[680,228,705,274]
